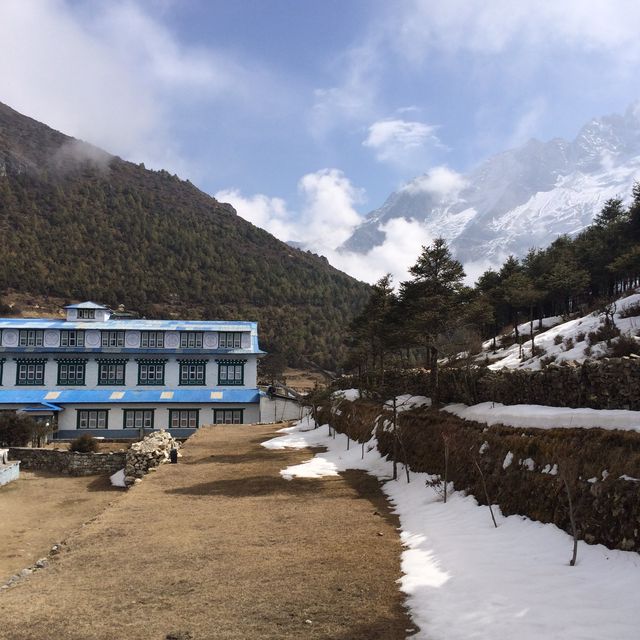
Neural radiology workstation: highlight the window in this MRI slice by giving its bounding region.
[101,331,125,348]
[77,309,96,319]
[137,360,166,385]
[140,331,164,348]
[213,409,243,424]
[218,332,243,349]
[179,361,206,385]
[15,359,46,385]
[169,409,199,429]
[97,360,127,385]
[60,330,85,347]
[19,330,43,347]
[123,409,154,429]
[57,360,86,385]
[217,360,245,386]
[77,409,108,429]
[180,332,203,348]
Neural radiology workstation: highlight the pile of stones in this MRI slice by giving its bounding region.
[124,430,180,486]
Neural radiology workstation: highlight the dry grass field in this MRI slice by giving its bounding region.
[0,471,121,582]
[0,424,413,640]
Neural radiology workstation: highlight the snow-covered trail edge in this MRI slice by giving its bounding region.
[263,419,640,640]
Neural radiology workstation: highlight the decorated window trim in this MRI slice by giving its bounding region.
[135,358,168,385]
[218,332,243,349]
[96,358,129,386]
[215,358,246,386]
[177,359,207,386]
[140,331,165,348]
[55,358,88,386]
[14,358,48,386]
[101,330,125,348]
[179,332,204,348]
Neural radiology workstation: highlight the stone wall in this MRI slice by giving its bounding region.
[326,399,640,553]
[7,448,126,476]
[124,430,179,486]
[338,357,640,410]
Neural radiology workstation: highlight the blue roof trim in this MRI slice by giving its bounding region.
[0,388,261,405]
[0,318,259,331]
[0,347,265,356]
[21,402,63,412]
[63,301,110,310]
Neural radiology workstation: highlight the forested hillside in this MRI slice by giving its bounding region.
[0,102,370,368]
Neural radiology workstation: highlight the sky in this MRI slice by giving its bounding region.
[1,0,640,283]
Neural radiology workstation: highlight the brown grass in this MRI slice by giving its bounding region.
[0,471,121,582]
[0,424,412,640]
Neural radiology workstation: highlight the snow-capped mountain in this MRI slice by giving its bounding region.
[342,103,640,266]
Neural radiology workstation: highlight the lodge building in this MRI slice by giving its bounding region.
[0,302,263,438]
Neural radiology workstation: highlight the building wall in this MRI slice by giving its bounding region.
[56,402,261,432]
[0,355,259,390]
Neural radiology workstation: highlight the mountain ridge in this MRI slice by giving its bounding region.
[342,103,640,267]
[0,101,370,368]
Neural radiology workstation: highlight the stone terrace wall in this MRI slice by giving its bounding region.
[8,448,126,476]
[338,357,640,410]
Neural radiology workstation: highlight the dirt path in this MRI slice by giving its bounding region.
[0,425,412,640]
[0,471,120,582]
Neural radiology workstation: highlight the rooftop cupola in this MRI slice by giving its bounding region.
[63,301,112,322]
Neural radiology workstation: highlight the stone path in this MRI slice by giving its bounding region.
[0,424,412,640]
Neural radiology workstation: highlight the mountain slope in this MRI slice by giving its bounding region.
[343,104,640,266]
[0,101,370,368]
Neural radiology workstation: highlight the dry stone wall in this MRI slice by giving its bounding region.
[124,430,179,486]
[8,448,126,476]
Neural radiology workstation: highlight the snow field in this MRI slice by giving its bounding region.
[263,419,640,640]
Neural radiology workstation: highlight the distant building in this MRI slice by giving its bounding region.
[0,302,263,438]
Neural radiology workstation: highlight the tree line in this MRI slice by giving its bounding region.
[345,184,640,398]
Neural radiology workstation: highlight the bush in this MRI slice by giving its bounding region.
[532,345,547,357]
[576,331,586,343]
[540,355,556,367]
[69,434,99,453]
[553,334,564,345]
[0,412,37,446]
[609,334,640,358]
[588,322,621,345]
[618,301,640,319]
[563,337,574,351]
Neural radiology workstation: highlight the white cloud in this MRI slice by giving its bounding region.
[363,118,441,167]
[506,98,548,148]
[392,0,640,61]
[0,0,276,176]
[326,218,436,284]
[402,166,467,199]
[213,189,294,242]
[216,168,365,254]
[216,172,442,285]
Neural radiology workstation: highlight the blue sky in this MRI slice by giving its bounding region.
[1,0,640,281]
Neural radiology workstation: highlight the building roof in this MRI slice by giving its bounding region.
[0,318,258,332]
[63,301,110,310]
[0,388,261,406]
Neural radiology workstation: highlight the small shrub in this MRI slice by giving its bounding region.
[553,334,564,346]
[563,337,574,351]
[588,323,621,345]
[540,355,556,367]
[575,331,586,343]
[69,434,99,453]
[584,345,593,357]
[0,412,37,446]
[609,334,640,358]
[618,301,640,319]
[532,345,547,357]
[499,334,516,349]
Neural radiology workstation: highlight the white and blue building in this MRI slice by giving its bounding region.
[0,302,264,438]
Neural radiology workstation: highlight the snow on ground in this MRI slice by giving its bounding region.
[262,420,640,640]
[385,394,432,412]
[444,401,640,432]
[485,291,640,370]
[332,388,362,401]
